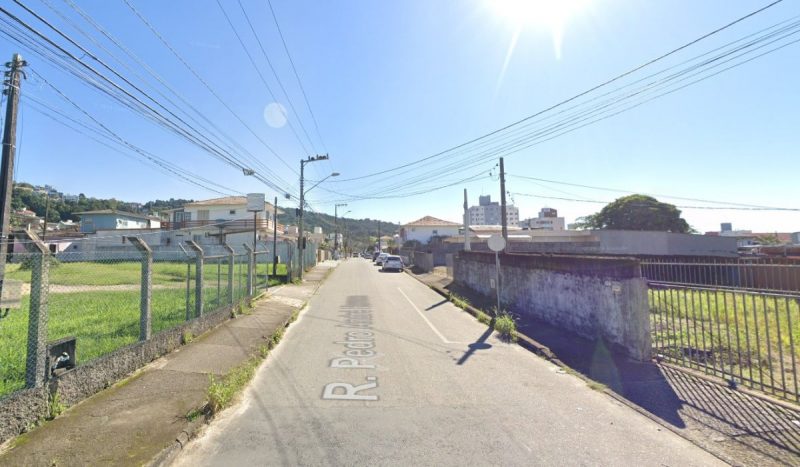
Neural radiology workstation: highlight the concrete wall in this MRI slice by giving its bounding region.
[413,251,434,272]
[454,251,650,360]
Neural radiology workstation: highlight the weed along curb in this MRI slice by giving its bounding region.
[149,301,308,467]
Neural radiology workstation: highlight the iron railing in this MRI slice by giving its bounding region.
[644,259,800,402]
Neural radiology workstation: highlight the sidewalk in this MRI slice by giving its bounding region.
[0,261,338,466]
[409,269,800,466]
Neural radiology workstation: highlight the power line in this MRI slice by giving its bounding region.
[121,0,299,177]
[214,0,314,157]
[317,11,800,201]
[55,0,293,190]
[511,192,800,211]
[323,0,787,184]
[0,2,296,198]
[266,0,328,153]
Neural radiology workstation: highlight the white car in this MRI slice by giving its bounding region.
[381,255,404,272]
[375,253,389,266]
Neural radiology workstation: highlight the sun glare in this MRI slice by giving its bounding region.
[488,0,588,60]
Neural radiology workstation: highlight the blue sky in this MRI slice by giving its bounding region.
[2,0,798,233]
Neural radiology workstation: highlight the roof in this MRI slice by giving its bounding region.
[75,209,159,221]
[404,216,460,227]
[184,196,283,214]
[469,225,523,232]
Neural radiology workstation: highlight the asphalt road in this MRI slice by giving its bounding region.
[174,259,725,466]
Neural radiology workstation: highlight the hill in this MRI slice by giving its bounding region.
[277,209,399,251]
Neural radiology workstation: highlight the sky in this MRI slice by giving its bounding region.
[1,0,798,233]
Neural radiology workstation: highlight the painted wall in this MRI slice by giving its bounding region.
[404,225,460,244]
[80,214,150,233]
[454,251,650,360]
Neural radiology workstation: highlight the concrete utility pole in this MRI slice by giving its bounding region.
[272,196,278,276]
[499,157,508,249]
[0,53,26,301]
[298,154,336,280]
[377,221,381,252]
[334,203,347,258]
[463,188,471,251]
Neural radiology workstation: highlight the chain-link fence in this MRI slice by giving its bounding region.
[0,236,311,400]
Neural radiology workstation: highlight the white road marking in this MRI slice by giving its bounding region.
[398,287,454,344]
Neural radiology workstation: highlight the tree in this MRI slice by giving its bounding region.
[576,194,691,233]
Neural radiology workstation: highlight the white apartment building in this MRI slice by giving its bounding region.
[521,207,565,231]
[467,195,519,227]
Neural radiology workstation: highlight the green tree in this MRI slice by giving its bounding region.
[576,194,691,233]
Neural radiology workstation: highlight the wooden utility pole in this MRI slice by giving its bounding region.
[499,157,508,249]
[0,53,27,300]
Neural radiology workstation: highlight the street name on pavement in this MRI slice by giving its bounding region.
[322,297,379,401]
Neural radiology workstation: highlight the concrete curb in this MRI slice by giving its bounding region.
[403,270,732,466]
[147,263,336,467]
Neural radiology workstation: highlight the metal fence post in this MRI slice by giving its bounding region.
[223,243,234,305]
[16,230,50,388]
[243,243,254,297]
[179,244,192,321]
[127,237,152,341]
[186,241,204,317]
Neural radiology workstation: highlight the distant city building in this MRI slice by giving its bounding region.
[521,207,565,231]
[467,195,519,227]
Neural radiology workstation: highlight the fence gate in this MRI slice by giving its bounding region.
[642,258,800,402]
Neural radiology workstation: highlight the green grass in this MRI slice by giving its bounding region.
[0,284,251,398]
[3,261,288,287]
[649,287,800,398]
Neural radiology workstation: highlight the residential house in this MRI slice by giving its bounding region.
[76,210,160,233]
[401,216,461,245]
[162,196,282,247]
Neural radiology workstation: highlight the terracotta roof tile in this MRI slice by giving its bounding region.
[404,216,460,227]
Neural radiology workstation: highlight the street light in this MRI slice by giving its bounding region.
[298,154,336,280]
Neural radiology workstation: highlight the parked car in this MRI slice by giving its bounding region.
[381,255,403,272]
[372,251,380,262]
[375,253,388,266]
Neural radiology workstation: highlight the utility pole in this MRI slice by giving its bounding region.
[41,194,50,241]
[272,196,278,276]
[298,154,332,280]
[0,53,27,301]
[499,157,508,249]
[463,188,471,251]
[334,203,347,258]
[377,221,381,252]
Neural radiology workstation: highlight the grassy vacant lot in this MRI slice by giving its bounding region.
[4,261,288,287]
[0,283,263,398]
[0,260,286,398]
[649,287,800,399]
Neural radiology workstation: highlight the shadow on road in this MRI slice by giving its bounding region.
[439,280,800,465]
[457,325,494,366]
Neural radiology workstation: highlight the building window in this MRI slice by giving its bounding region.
[229,209,236,215]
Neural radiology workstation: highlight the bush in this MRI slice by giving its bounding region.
[18,255,60,270]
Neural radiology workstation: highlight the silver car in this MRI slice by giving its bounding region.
[375,253,388,266]
[381,255,403,272]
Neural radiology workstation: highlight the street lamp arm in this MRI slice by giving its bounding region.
[304,172,339,196]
